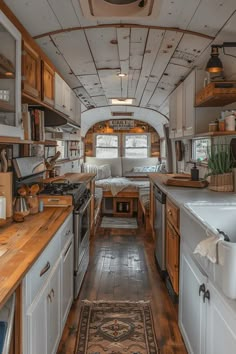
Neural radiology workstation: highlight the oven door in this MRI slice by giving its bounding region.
[73,196,92,272]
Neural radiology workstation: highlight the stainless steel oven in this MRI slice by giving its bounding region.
[73,191,92,299]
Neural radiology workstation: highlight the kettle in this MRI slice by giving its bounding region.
[13,196,30,222]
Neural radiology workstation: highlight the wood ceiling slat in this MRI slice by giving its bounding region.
[134,29,165,105]
[47,0,81,28]
[140,30,183,107]
[128,69,140,98]
[187,0,236,37]
[98,69,122,98]
[130,28,148,70]
[78,74,104,97]
[117,28,130,97]
[36,36,81,88]
[85,28,120,69]
[51,30,97,75]
[4,0,61,37]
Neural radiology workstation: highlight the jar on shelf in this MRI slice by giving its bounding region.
[208,121,218,132]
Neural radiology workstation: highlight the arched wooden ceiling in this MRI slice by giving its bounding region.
[4,0,236,130]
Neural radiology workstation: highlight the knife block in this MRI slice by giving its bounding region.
[0,172,13,217]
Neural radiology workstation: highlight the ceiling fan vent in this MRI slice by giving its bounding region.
[79,0,156,18]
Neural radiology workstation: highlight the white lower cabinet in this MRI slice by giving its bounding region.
[23,213,74,354]
[179,242,236,354]
[27,259,61,354]
[61,236,74,328]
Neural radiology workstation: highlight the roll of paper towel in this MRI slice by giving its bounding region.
[0,195,6,219]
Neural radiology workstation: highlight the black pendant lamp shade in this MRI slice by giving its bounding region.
[206,46,223,73]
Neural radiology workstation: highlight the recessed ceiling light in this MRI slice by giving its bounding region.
[117,73,127,77]
[111,98,134,105]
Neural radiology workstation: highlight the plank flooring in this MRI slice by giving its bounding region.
[57,224,187,354]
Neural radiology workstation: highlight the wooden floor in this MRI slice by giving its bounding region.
[57,224,187,354]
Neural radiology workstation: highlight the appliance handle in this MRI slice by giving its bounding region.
[2,293,15,354]
[75,195,92,214]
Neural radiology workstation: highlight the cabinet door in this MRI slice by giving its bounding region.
[69,90,76,121]
[54,72,64,112]
[75,96,81,125]
[183,70,195,137]
[22,41,41,99]
[42,61,54,107]
[206,282,236,354]
[179,242,207,354]
[63,82,71,116]
[47,260,61,354]
[175,83,184,138]
[169,91,177,138]
[27,286,47,354]
[0,10,23,138]
[166,220,180,294]
[61,238,74,328]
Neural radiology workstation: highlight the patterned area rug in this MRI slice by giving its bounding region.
[75,300,159,354]
[100,216,138,229]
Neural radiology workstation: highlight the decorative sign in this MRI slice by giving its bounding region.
[109,120,135,130]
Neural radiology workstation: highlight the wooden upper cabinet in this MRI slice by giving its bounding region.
[22,41,41,99]
[42,61,55,107]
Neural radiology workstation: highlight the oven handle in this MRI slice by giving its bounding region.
[74,195,92,214]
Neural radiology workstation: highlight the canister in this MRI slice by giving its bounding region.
[225,113,236,131]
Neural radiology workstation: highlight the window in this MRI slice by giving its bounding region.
[56,140,68,159]
[192,138,211,163]
[124,134,149,158]
[95,134,119,158]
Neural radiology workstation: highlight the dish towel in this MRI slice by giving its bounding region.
[193,232,224,263]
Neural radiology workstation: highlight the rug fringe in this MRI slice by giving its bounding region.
[81,299,151,305]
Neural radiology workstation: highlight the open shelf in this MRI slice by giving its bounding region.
[0,136,57,145]
[195,131,236,137]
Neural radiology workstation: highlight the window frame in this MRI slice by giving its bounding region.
[123,133,150,158]
[95,133,120,158]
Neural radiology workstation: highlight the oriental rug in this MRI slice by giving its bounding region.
[100,216,138,229]
[75,300,159,354]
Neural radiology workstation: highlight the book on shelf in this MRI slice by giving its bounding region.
[21,104,45,141]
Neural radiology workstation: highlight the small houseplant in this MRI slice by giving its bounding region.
[206,143,234,192]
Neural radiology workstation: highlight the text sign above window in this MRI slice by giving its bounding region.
[109,120,135,130]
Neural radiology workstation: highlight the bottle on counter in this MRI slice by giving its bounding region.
[191,163,199,181]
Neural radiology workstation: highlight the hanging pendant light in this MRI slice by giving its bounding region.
[206,46,223,73]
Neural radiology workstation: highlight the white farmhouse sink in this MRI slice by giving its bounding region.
[181,202,236,299]
[185,202,236,242]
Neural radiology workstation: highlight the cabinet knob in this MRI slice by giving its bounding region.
[199,283,205,296]
[47,293,52,302]
[51,288,55,298]
[203,289,210,303]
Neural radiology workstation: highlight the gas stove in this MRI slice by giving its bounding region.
[39,181,89,207]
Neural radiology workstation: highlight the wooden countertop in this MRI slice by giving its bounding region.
[0,206,73,309]
[43,172,96,184]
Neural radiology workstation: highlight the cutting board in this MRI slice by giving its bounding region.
[159,173,208,188]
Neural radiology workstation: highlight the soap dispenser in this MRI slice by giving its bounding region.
[191,163,199,181]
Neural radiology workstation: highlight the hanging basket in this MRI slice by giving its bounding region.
[208,172,233,192]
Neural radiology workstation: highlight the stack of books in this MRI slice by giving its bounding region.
[22,104,45,141]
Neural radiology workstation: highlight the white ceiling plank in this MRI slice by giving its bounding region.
[92,96,108,107]
[128,69,140,98]
[130,28,148,70]
[135,29,165,105]
[98,69,122,98]
[36,36,81,88]
[187,0,236,37]
[52,30,97,75]
[170,34,212,67]
[78,75,104,97]
[140,31,183,107]
[86,28,120,69]
[73,86,96,108]
[47,0,81,28]
[117,28,130,97]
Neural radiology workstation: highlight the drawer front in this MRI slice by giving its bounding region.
[24,232,60,308]
[60,213,73,251]
[166,198,179,231]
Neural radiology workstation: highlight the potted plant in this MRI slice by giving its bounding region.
[206,143,234,192]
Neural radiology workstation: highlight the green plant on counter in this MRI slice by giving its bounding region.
[206,144,233,176]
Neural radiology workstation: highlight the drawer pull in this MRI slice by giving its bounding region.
[64,241,72,258]
[199,283,205,296]
[203,289,210,303]
[51,288,55,298]
[40,261,51,277]
[167,209,172,216]
[48,293,52,302]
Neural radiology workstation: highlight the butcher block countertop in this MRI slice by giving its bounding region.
[0,206,73,309]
